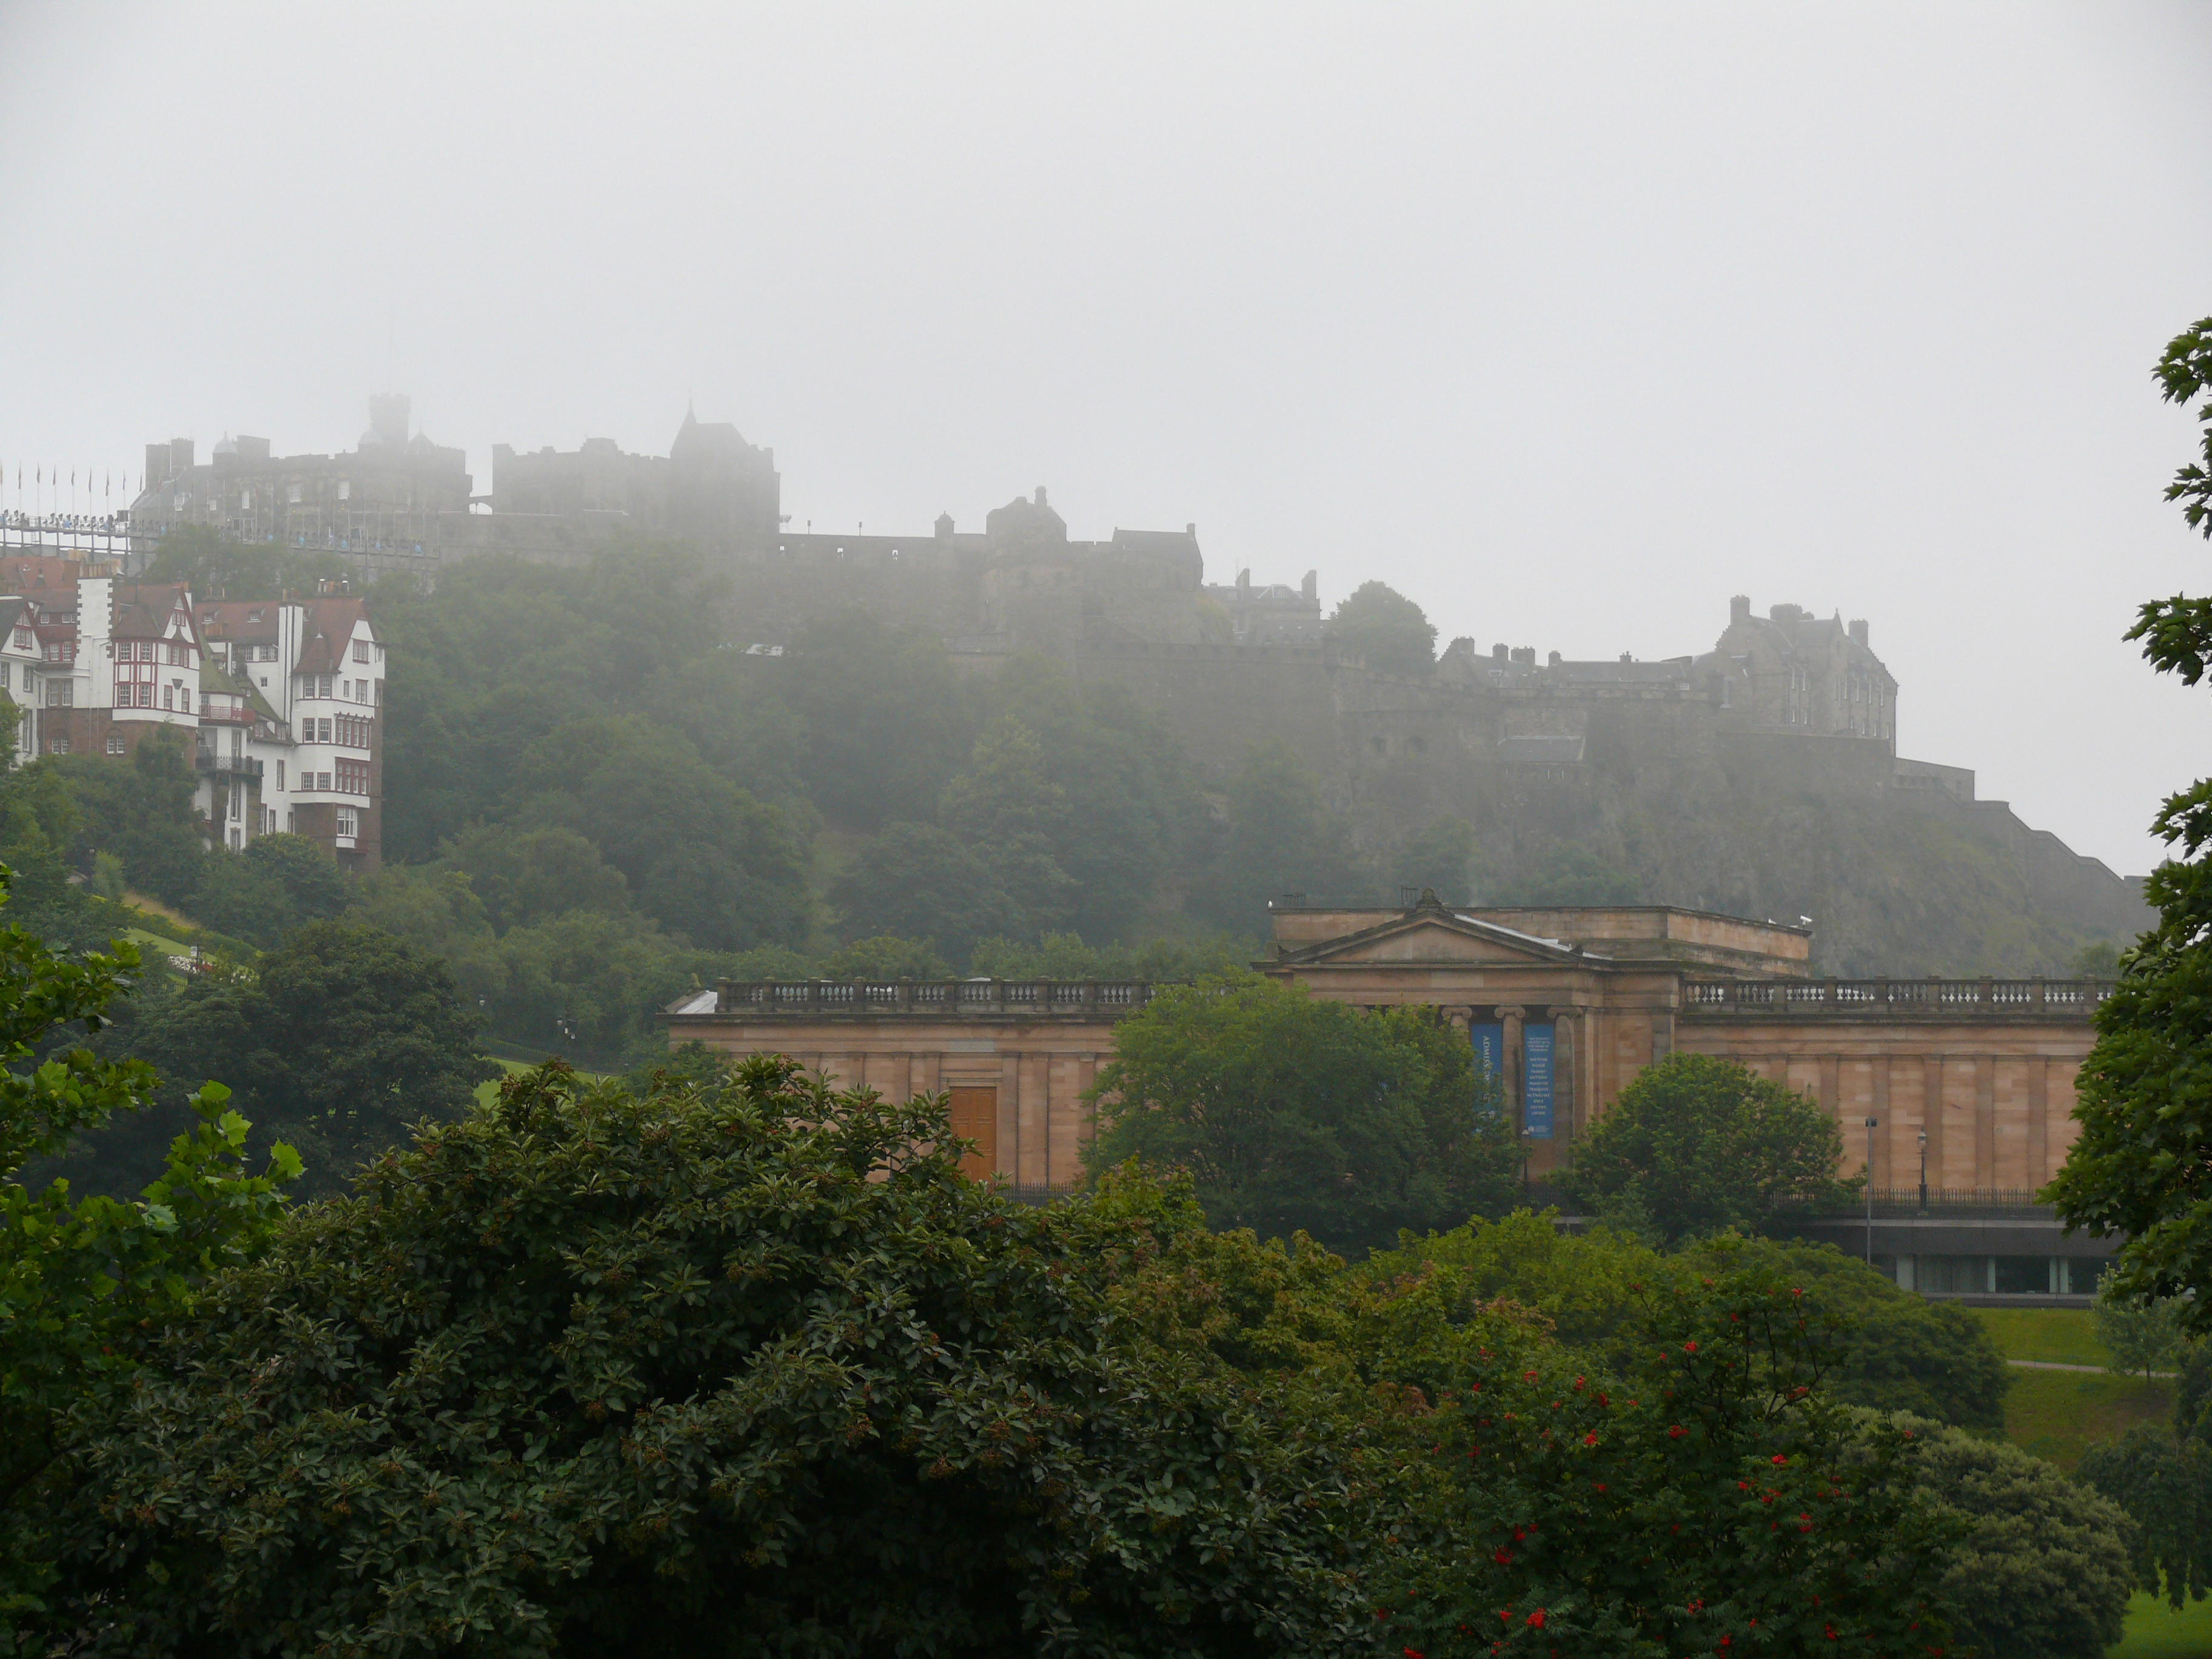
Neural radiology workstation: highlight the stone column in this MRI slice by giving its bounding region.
[1547,1006,1579,1141]
[1650,1011,1675,1066]
[1498,1006,1526,1133]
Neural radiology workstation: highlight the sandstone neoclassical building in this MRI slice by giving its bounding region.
[667,892,2117,1302]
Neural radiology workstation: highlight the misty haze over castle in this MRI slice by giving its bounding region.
[78,389,2147,976]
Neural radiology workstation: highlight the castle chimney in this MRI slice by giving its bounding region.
[1549,651,1564,667]
[1034,486,1047,508]
[1492,643,1508,662]
[934,511,953,541]
[1849,618,1869,648]
[144,443,170,486]
[1301,569,1316,602]
[1730,594,1751,626]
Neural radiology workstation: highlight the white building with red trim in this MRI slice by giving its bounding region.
[5,571,384,871]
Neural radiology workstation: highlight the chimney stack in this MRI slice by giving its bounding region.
[1730,594,1751,626]
[1849,618,1869,648]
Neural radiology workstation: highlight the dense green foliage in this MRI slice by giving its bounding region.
[2048,318,2212,1330]
[2081,1423,2212,1611]
[1559,1053,1860,1245]
[2094,1270,2194,1379]
[1364,1213,2010,1430]
[1085,973,1520,1252]
[39,1061,1968,1657]
[1881,1410,2134,1659]
[58,1062,1378,1657]
[1328,579,1436,677]
[0,863,298,1640]
[54,922,494,1201]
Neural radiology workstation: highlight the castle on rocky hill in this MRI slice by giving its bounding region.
[125,400,2148,971]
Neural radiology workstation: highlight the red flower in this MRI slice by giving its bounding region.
[1592,1482,1607,1492]
[1573,1376,1586,1390]
[1684,1341,1699,1353]
[1495,1547,1513,1566]
[1668,1425,1687,1439]
[1526,1610,1547,1629]
[1771,1454,1788,1466]
[1825,1626,1838,1641]
[1405,1649,1425,1658]
[1596,1393,1609,1407]
[1583,1432,1599,1446]
[1524,1369,1539,1382]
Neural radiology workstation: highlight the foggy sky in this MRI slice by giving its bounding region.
[3,2,2208,877]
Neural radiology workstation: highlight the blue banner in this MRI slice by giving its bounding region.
[1523,1022,1555,1139]
[1470,1022,1504,1081]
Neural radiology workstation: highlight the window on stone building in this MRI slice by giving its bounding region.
[105,733,124,756]
[336,808,358,838]
[354,640,369,663]
[317,771,331,791]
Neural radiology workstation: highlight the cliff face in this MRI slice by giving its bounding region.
[1070,647,2150,976]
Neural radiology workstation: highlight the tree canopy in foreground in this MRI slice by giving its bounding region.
[2047,318,2212,1329]
[33,1054,1981,1657]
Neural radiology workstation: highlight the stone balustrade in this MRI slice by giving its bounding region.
[1680,977,2113,1019]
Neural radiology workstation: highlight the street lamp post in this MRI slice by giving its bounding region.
[1917,1129,1929,1215]
[1863,1117,1880,1265]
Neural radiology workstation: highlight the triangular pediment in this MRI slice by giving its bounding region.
[1277,908,1584,968]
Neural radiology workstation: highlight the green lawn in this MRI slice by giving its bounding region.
[1972,1304,2113,1368]
[2006,1367,2172,1469]
[119,926,193,959]
[2113,1590,2212,1658]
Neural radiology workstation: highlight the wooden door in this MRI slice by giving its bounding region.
[947,1086,998,1182]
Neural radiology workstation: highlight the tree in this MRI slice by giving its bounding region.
[1364,1217,2009,1430]
[1557,1053,1859,1245]
[1514,843,1640,906]
[936,719,1078,934]
[830,821,1026,965]
[820,933,956,981]
[47,729,205,907]
[2094,1267,2191,1379]
[2080,1423,2212,1610]
[58,1061,1376,1657]
[1084,971,1519,1252]
[95,922,494,1199]
[1392,814,1479,901]
[1329,579,1436,677]
[1191,739,1364,932]
[0,863,297,1643]
[1356,1250,1963,1659]
[136,523,347,601]
[2046,320,2212,1329]
[1879,1410,2136,1659]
